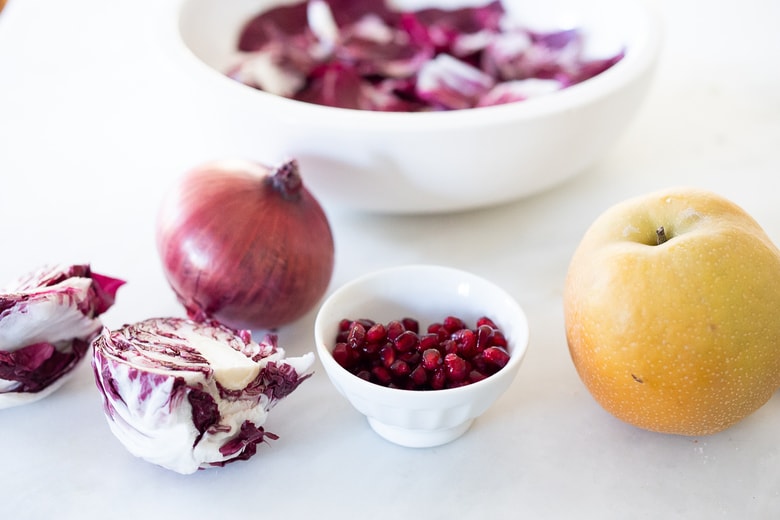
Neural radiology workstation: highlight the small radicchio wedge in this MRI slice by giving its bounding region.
[0,264,124,409]
[91,317,314,474]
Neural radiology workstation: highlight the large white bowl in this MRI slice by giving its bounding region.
[169,0,662,213]
[314,265,530,447]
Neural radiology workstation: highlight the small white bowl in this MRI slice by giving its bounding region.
[166,0,662,213]
[314,265,530,447]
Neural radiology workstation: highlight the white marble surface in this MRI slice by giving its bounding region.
[1,0,779,518]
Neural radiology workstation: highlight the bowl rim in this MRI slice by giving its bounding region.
[313,264,530,402]
[168,0,663,132]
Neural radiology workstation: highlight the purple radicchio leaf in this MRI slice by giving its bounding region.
[0,339,90,393]
[477,78,564,107]
[0,264,124,408]
[227,47,310,98]
[338,18,435,79]
[230,0,625,111]
[415,54,495,110]
[237,1,310,52]
[187,387,220,445]
[401,0,505,53]
[214,421,279,465]
[91,317,314,474]
[294,60,366,109]
[259,360,312,401]
[315,0,399,29]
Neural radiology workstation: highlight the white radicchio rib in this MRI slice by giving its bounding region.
[0,264,124,409]
[91,317,315,474]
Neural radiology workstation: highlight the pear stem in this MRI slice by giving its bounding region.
[656,226,668,245]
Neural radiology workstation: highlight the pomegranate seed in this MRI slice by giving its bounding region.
[410,365,428,386]
[482,346,510,368]
[490,330,508,349]
[471,354,490,374]
[401,317,419,333]
[365,323,387,344]
[390,360,411,378]
[430,368,446,390]
[394,330,419,353]
[361,341,379,358]
[444,353,469,382]
[332,315,509,390]
[441,339,458,356]
[476,316,498,329]
[476,324,493,351]
[379,343,396,368]
[418,333,439,352]
[468,369,489,383]
[354,318,376,328]
[421,348,442,370]
[427,322,449,341]
[332,342,352,368]
[452,328,478,358]
[399,350,420,365]
[347,322,366,349]
[443,316,466,333]
[371,366,393,385]
[386,320,405,340]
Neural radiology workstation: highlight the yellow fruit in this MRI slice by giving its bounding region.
[564,187,780,435]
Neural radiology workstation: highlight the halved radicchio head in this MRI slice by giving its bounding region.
[91,317,314,474]
[0,264,124,409]
[228,0,625,111]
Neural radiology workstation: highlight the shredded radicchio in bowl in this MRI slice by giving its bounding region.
[0,264,124,408]
[227,0,625,111]
[91,317,314,474]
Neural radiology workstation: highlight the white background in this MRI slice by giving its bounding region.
[1,0,779,518]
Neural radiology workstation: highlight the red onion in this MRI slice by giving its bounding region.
[156,159,335,331]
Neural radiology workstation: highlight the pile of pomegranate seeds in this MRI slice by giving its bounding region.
[229,0,625,111]
[331,315,511,390]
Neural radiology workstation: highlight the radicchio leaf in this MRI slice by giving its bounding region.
[228,0,626,111]
[91,317,314,474]
[0,264,124,408]
[477,78,563,107]
[416,54,495,110]
[402,1,505,53]
[216,421,279,463]
[237,2,310,52]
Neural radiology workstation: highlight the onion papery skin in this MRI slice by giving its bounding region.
[156,159,335,331]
